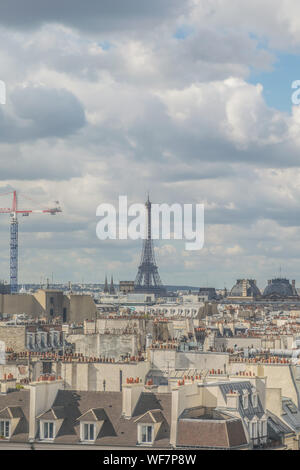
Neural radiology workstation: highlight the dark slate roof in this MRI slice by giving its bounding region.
[0,408,11,419]
[218,381,265,420]
[40,390,172,447]
[133,392,166,417]
[180,406,234,421]
[37,406,66,421]
[177,417,248,449]
[281,398,300,432]
[230,280,260,298]
[263,278,298,298]
[77,408,108,422]
[7,406,25,419]
[0,390,29,442]
[267,410,293,439]
[134,409,165,424]
[149,410,165,423]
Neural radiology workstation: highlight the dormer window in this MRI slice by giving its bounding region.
[0,420,10,438]
[249,419,258,440]
[81,422,95,442]
[242,393,249,410]
[252,393,258,408]
[37,406,65,442]
[41,421,55,440]
[259,416,267,437]
[138,424,154,445]
[78,408,114,443]
[250,421,257,438]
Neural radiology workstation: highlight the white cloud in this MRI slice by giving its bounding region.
[0,2,299,287]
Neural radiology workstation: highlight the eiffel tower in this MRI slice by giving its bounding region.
[134,196,166,296]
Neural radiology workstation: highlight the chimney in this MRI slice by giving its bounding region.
[0,376,17,394]
[29,378,63,439]
[226,391,240,410]
[122,381,144,419]
[265,388,282,417]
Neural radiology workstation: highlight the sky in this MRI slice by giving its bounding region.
[1,0,300,289]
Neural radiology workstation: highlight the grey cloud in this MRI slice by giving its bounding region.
[0,1,299,286]
[0,86,85,145]
[10,86,86,140]
[0,0,184,32]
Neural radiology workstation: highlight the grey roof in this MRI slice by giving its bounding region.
[37,406,66,421]
[177,416,248,449]
[77,408,108,422]
[219,381,265,420]
[0,408,11,419]
[6,406,25,419]
[263,278,298,298]
[36,390,172,447]
[0,389,172,447]
[230,280,260,298]
[134,409,165,424]
[281,398,300,432]
[180,406,235,421]
[0,390,29,441]
[267,410,293,438]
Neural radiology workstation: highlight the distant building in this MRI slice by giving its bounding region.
[198,287,218,300]
[0,282,10,295]
[228,279,261,300]
[263,278,298,299]
[0,289,97,323]
[103,276,109,294]
[119,281,135,294]
[109,276,116,295]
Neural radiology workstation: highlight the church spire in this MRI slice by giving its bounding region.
[104,275,109,293]
[109,275,115,295]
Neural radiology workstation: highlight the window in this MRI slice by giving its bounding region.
[50,308,54,317]
[252,393,258,408]
[287,402,298,414]
[42,421,54,440]
[260,419,267,437]
[242,393,249,409]
[140,425,153,444]
[82,423,95,441]
[250,421,257,439]
[0,420,10,438]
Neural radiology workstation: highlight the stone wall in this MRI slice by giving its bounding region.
[68,295,97,323]
[214,336,262,351]
[0,325,26,352]
[0,291,97,323]
[52,360,150,392]
[67,333,138,359]
[149,349,229,372]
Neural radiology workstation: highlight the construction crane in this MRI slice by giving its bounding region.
[0,190,62,294]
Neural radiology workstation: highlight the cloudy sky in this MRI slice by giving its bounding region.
[1,0,300,290]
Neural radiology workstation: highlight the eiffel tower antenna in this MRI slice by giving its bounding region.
[134,196,165,296]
